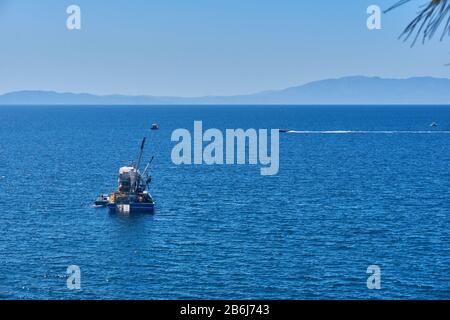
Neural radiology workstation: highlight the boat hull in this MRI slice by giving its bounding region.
[107,202,155,213]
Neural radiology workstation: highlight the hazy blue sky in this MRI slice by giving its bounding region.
[0,0,449,96]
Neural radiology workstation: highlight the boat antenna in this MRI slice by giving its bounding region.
[142,156,154,177]
[135,137,146,170]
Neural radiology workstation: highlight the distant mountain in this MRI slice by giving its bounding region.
[1,76,450,105]
[0,90,165,105]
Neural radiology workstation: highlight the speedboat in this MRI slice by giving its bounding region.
[94,194,109,207]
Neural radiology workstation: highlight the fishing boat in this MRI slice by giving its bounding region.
[96,138,155,214]
[430,122,438,127]
[151,123,159,130]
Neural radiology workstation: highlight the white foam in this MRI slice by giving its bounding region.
[286,130,450,134]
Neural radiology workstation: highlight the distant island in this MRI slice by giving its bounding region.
[1,76,450,105]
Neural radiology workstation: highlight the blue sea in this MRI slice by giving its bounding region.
[0,105,449,300]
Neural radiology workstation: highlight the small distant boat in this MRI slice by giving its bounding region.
[94,194,109,207]
[430,122,438,127]
[151,123,159,130]
[279,129,291,133]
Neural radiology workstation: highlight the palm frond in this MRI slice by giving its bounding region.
[385,0,450,46]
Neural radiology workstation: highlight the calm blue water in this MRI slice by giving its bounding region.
[0,105,449,300]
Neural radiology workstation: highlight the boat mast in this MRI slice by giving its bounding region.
[142,156,154,177]
[130,137,145,193]
[135,137,146,171]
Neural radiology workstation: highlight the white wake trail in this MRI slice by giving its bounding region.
[286,130,450,134]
